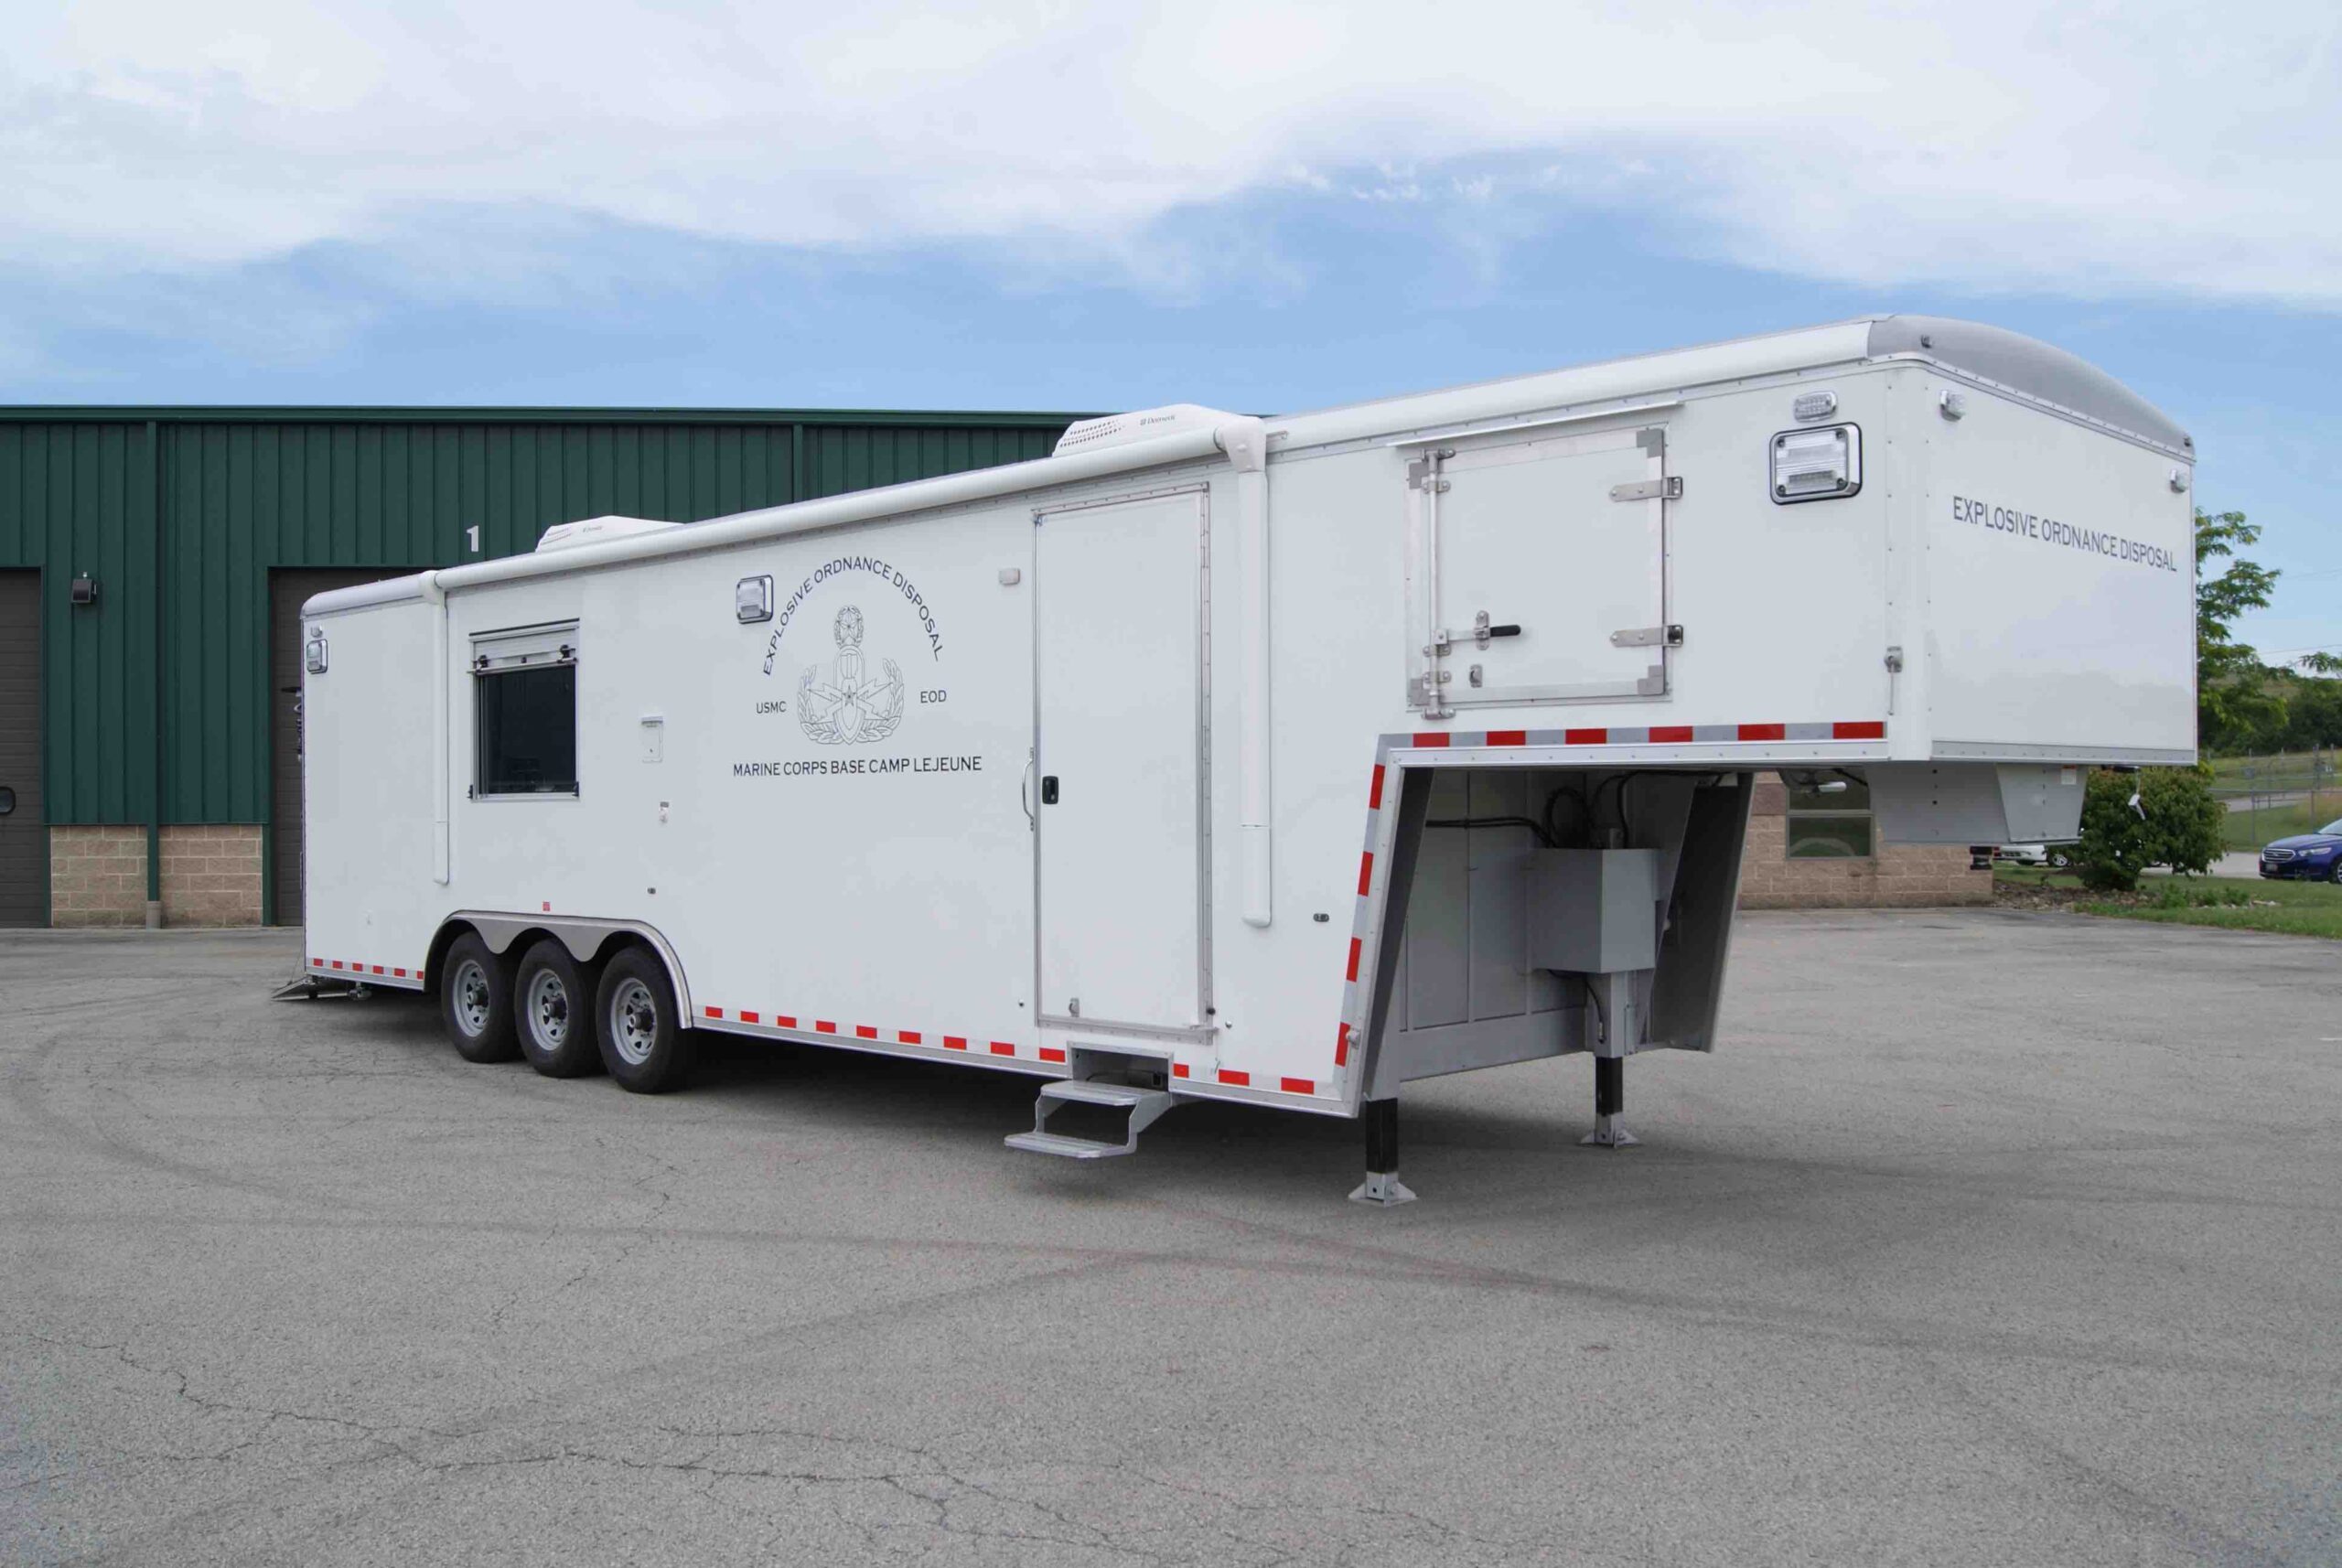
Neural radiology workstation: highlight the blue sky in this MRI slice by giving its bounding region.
[5,1,2338,660]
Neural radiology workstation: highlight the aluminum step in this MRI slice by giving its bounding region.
[1005,1079,1179,1159]
[1004,1130,1134,1160]
[1038,1079,1158,1109]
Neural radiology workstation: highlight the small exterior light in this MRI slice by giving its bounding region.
[736,575,773,623]
[1792,390,1838,422]
[2168,467,2189,493]
[1939,390,1966,421]
[69,575,99,606]
[305,628,328,674]
[1769,424,1863,504]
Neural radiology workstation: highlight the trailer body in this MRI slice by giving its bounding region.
[298,317,2194,1177]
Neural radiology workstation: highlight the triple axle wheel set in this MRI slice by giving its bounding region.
[435,933,693,1093]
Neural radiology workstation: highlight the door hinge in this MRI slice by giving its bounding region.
[1609,476,1682,502]
[1609,624,1684,650]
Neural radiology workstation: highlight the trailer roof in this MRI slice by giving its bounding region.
[1271,315,2187,455]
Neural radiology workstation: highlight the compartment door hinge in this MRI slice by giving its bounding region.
[1405,455,1455,492]
[1413,446,1458,718]
[1608,476,1682,502]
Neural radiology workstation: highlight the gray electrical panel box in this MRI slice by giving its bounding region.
[1528,848,1660,973]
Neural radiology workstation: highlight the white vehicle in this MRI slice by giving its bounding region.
[296,316,2195,1200]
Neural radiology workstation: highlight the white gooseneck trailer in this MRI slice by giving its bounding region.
[297,316,2195,1199]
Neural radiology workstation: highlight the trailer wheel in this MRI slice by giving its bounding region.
[514,939,602,1079]
[440,932,520,1063]
[594,947,695,1093]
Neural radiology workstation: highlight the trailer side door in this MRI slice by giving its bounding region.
[1034,489,1209,1031]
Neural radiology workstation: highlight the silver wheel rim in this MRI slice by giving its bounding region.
[453,958,491,1036]
[527,969,570,1051]
[609,978,658,1067]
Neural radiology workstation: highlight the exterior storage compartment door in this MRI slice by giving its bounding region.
[1034,490,1208,1032]
[1413,424,1671,708]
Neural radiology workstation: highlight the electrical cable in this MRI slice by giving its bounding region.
[1542,781,1590,848]
[1592,769,1678,845]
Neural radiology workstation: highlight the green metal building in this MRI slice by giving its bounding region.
[0,406,1081,928]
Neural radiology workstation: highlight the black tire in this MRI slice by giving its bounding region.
[593,946,695,1093]
[440,931,520,1063]
[514,939,603,1079]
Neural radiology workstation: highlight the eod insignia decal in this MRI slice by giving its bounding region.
[736,553,979,780]
[798,607,903,745]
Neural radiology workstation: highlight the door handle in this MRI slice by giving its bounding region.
[1021,754,1037,829]
[1471,610,1522,649]
[1040,776,1059,805]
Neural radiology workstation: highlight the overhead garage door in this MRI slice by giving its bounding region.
[271,568,417,926]
[0,572,41,927]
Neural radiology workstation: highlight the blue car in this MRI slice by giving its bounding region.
[2261,820,2342,880]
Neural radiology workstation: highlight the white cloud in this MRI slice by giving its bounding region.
[4,0,2339,303]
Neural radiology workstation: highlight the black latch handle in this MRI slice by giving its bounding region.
[1486,624,1522,639]
[1040,776,1059,805]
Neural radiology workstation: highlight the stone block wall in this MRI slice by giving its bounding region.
[48,826,149,928]
[1736,775,1993,909]
[160,825,264,926]
[48,823,268,927]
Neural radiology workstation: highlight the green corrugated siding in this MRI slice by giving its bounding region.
[0,423,157,826]
[0,412,1074,827]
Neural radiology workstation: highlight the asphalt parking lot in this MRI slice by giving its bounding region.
[3,911,2336,1567]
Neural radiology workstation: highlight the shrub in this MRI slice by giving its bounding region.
[2068,766,2226,892]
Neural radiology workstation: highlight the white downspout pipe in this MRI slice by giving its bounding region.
[1217,418,1273,928]
[420,570,451,886]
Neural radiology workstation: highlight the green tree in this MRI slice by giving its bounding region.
[2068,766,2226,892]
[2196,509,2283,752]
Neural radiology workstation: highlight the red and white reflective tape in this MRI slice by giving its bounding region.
[1404,720,1884,748]
[308,957,420,983]
[694,1004,1316,1092]
[697,1005,1067,1065]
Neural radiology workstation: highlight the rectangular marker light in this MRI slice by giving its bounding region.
[1769,424,1863,504]
[736,575,773,623]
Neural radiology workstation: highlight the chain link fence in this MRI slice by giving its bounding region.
[2208,750,2341,852]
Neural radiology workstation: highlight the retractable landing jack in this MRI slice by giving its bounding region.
[1348,1098,1416,1206]
[1580,1055,1638,1148]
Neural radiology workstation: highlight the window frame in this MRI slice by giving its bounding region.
[470,621,581,802]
